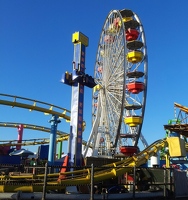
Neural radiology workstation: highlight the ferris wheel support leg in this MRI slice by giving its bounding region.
[83,96,101,158]
[48,115,61,165]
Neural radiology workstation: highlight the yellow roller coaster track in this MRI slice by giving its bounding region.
[0,139,168,192]
[0,93,70,120]
[174,102,188,114]
[0,121,69,146]
[0,122,87,146]
[0,137,69,147]
[164,102,188,138]
[0,122,68,136]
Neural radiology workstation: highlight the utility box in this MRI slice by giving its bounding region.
[167,137,186,157]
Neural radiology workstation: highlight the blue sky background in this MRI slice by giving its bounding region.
[0,0,187,153]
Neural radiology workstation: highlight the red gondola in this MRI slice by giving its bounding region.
[127,81,145,94]
[120,146,138,156]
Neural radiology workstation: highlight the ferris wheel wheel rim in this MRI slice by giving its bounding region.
[91,9,148,156]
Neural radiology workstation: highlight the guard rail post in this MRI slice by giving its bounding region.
[133,165,136,199]
[163,168,167,199]
[90,163,94,200]
[42,163,48,200]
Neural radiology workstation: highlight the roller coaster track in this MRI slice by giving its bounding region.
[164,103,188,138]
[0,138,168,192]
[0,94,89,146]
[0,122,69,146]
[0,93,70,120]
[0,94,168,192]
[0,137,69,147]
[0,93,71,147]
[174,102,188,114]
[0,122,87,146]
[0,122,68,136]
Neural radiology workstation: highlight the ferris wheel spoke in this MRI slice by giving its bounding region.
[90,9,148,157]
[106,94,121,118]
[125,94,142,105]
[107,66,124,90]
[107,90,123,105]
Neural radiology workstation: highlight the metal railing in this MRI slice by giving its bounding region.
[0,164,176,200]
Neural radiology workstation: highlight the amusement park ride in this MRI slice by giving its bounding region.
[84,9,148,158]
[0,8,187,196]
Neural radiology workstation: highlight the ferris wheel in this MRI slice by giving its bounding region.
[84,9,148,157]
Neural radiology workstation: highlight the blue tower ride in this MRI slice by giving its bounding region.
[62,32,96,167]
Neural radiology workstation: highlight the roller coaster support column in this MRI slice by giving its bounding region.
[48,115,61,165]
[61,32,96,167]
[57,141,63,159]
[16,124,23,150]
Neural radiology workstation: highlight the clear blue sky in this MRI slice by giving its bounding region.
[0,0,188,153]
